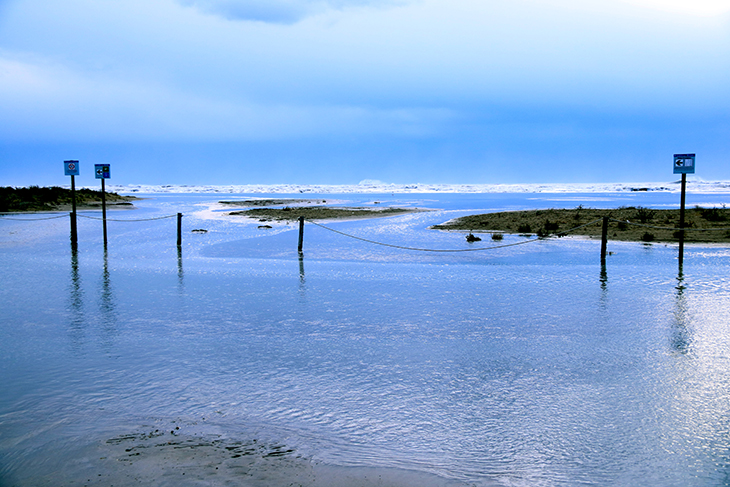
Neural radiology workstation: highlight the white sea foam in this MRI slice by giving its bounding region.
[104,178,730,195]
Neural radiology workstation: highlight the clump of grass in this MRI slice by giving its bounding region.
[641,232,655,242]
[543,220,560,231]
[491,233,503,241]
[634,207,655,223]
[696,206,726,222]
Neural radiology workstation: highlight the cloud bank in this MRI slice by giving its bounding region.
[177,0,404,23]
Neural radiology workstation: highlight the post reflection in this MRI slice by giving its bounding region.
[177,245,184,289]
[298,252,307,297]
[99,248,118,347]
[68,242,85,349]
[670,264,692,355]
[598,263,608,310]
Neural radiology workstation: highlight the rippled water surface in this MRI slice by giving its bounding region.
[2,192,730,486]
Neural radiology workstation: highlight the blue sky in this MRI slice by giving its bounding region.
[0,0,728,187]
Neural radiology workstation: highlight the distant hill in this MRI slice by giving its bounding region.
[0,186,136,212]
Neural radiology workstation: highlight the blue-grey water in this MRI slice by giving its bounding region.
[2,192,730,486]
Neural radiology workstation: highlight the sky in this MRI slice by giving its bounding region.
[0,0,728,187]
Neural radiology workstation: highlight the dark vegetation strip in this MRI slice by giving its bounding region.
[431,206,730,243]
[230,206,420,221]
[1,186,136,212]
[219,198,327,207]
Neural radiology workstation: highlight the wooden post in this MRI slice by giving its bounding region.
[101,178,108,246]
[297,216,304,253]
[177,213,183,247]
[678,173,686,266]
[70,174,78,245]
[600,216,609,264]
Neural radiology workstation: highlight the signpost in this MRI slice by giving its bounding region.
[674,153,695,267]
[64,160,79,245]
[95,164,111,246]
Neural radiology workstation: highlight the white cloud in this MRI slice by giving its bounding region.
[176,0,406,23]
[617,0,730,16]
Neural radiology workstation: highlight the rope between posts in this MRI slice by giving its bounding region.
[555,218,605,236]
[305,218,604,253]
[77,214,178,222]
[610,218,730,232]
[0,214,69,221]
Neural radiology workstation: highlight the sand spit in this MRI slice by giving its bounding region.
[229,205,426,223]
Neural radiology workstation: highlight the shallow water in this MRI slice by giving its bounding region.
[2,192,730,486]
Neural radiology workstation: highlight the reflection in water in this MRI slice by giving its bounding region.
[68,243,85,350]
[599,263,608,310]
[298,252,307,298]
[177,245,184,289]
[99,248,118,348]
[298,252,305,284]
[671,265,692,355]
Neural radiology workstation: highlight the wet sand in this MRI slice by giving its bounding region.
[5,422,476,487]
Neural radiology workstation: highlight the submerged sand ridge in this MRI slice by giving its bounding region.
[10,421,477,487]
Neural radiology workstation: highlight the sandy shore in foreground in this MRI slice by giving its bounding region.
[4,423,478,487]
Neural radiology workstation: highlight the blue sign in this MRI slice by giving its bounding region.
[64,160,80,176]
[673,153,695,174]
[95,164,111,179]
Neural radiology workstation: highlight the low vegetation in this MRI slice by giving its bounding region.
[230,205,422,222]
[219,198,327,207]
[0,186,136,212]
[432,206,730,243]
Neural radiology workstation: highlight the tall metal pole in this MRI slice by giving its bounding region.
[101,178,108,247]
[678,173,686,266]
[70,174,78,245]
[298,216,305,253]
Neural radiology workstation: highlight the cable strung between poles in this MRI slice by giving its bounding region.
[77,214,177,222]
[612,218,730,232]
[0,214,69,221]
[305,218,604,253]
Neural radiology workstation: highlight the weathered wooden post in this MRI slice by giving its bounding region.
[64,160,79,245]
[600,216,609,264]
[95,164,111,246]
[297,216,305,253]
[673,153,694,267]
[177,213,183,247]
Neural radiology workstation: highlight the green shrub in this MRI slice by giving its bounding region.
[641,232,655,242]
[698,207,726,222]
[634,207,655,223]
[543,220,560,231]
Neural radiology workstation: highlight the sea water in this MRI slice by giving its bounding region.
[2,192,730,486]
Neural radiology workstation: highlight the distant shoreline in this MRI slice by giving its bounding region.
[99,180,730,195]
